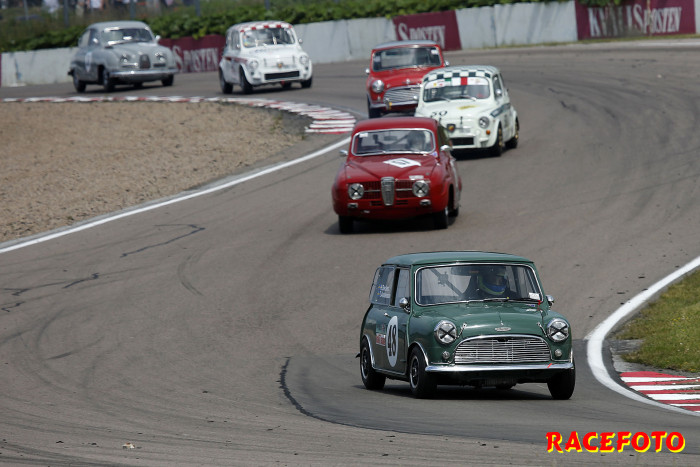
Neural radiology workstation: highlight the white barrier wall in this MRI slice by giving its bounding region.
[0,1,696,87]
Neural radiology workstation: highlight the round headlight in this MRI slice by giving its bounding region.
[412,179,429,197]
[547,318,570,343]
[299,55,309,66]
[248,59,259,71]
[478,116,490,129]
[435,320,457,344]
[348,183,364,200]
[371,79,385,94]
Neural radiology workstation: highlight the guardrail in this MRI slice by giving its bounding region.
[2,0,698,87]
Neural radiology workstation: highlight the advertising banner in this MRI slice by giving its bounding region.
[392,10,462,51]
[158,35,225,73]
[575,0,695,39]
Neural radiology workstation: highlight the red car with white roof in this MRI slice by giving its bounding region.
[332,117,462,233]
[218,20,312,94]
[365,41,446,118]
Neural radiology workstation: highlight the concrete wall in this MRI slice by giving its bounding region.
[0,1,695,87]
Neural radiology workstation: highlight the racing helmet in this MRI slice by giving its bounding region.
[478,265,507,295]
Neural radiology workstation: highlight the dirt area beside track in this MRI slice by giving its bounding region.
[0,101,335,244]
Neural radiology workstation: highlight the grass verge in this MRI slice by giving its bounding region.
[615,270,700,373]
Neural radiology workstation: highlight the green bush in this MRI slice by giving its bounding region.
[0,0,605,53]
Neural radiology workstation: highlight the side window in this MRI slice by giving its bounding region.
[89,29,99,47]
[493,74,503,98]
[232,31,240,50]
[392,268,410,307]
[370,266,395,306]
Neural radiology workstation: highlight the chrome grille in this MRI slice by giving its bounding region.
[455,336,550,364]
[139,55,151,69]
[384,86,420,105]
[381,177,395,206]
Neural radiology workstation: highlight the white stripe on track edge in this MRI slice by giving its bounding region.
[585,255,700,416]
[0,137,350,255]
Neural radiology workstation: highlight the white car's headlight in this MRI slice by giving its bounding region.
[248,60,259,71]
[348,183,364,200]
[299,55,309,66]
[547,318,570,343]
[478,116,490,129]
[412,179,429,197]
[371,80,384,93]
[435,320,457,344]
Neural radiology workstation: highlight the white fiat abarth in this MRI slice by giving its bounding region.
[415,65,519,157]
[218,20,313,94]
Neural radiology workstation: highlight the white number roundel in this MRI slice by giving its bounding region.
[386,316,398,367]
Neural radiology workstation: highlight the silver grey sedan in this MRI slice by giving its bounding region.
[68,20,178,92]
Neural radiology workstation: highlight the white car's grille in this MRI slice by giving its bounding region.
[455,336,550,364]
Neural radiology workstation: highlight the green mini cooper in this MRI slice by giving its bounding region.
[359,251,575,399]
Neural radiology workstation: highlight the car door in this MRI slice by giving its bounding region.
[368,266,410,375]
[493,73,514,137]
[72,29,92,81]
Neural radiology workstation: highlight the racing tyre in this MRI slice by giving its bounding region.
[433,207,448,230]
[133,82,143,89]
[162,75,174,87]
[409,347,436,398]
[547,364,576,400]
[301,77,312,88]
[489,125,503,157]
[281,81,292,90]
[101,68,114,92]
[505,118,519,149]
[220,70,233,94]
[338,216,353,234]
[72,72,86,93]
[448,189,459,218]
[360,338,386,390]
[240,69,253,94]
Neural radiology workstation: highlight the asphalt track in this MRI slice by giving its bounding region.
[1,41,700,465]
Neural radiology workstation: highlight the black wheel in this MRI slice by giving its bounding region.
[433,206,448,230]
[72,72,86,93]
[338,216,353,234]
[547,364,576,400]
[281,81,292,90]
[301,77,312,88]
[133,82,143,89]
[219,70,233,94]
[162,75,174,87]
[101,68,114,92]
[448,188,459,217]
[506,118,519,149]
[240,69,253,94]
[409,347,436,398]
[489,125,503,157]
[360,338,385,390]
[367,98,381,118]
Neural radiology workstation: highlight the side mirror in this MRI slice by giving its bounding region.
[339,149,348,157]
[399,297,410,313]
[155,35,161,44]
[546,295,554,306]
[440,144,451,152]
[365,68,370,75]
[444,60,450,66]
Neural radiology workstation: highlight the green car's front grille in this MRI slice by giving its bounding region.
[455,336,550,364]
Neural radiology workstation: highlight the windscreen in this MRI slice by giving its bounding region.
[415,263,542,305]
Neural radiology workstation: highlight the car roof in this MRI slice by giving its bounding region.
[383,251,533,267]
[352,116,438,134]
[424,65,501,79]
[372,40,441,51]
[89,21,150,30]
[229,21,294,33]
